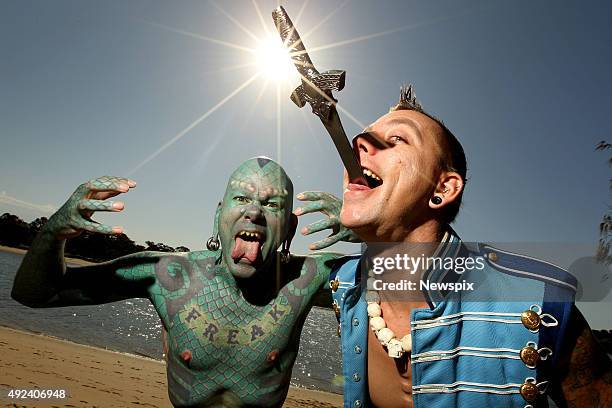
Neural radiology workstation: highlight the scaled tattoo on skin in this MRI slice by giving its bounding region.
[11,157,351,408]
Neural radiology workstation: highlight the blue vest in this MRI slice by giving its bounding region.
[330,231,577,408]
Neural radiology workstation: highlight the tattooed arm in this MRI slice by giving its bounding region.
[294,191,359,307]
[551,306,612,407]
[11,176,159,307]
[295,191,360,250]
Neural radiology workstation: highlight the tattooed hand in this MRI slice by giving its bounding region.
[46,176,136,239]
[295,191,360,250]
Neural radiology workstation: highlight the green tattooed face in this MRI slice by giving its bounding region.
[218,157,294,278]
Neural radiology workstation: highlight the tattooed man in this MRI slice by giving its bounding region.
[11,157,352,408]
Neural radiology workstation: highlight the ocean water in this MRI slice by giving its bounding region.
[0,251,343,393]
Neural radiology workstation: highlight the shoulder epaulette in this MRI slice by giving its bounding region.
[479,244,577,293]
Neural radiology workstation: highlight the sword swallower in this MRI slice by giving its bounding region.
[271,6,367,186]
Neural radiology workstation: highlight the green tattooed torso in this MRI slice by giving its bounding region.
[118,250,335,408]
[12,161,350,407]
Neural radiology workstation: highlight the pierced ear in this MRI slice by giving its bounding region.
[429,172,463,209]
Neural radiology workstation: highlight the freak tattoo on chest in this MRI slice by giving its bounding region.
[148,249,324,407]
[175,275,293,353]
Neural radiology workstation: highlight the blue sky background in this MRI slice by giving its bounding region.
[1,1,611,325]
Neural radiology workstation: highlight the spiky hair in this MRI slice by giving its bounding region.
[389,83,468,225]
[391,84,423,112]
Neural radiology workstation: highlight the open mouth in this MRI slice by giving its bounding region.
[362,166,383,188]
[231,230,266,265]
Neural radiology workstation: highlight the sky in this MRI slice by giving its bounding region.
[1,1,611,324]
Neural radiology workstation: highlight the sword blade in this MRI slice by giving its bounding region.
[322,108,367,185]
[272,6,318,81]
[272,6,367,185]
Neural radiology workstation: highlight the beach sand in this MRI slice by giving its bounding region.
[0,327,342,408]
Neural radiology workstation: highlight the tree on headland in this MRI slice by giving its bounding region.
[29,217,48,235]
[595,141,612,265]
[0,212,190,262]
[145,241,176,253]
[0,213,30,247]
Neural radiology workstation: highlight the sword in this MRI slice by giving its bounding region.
[271,6,367,186]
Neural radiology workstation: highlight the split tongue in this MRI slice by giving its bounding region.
[231,237,260,264]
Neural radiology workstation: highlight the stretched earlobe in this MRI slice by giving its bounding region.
[288,213,298,242]
[280,241,291,264]
[430,172,463,209]
[206,202,222,251]
[280,213,298,264]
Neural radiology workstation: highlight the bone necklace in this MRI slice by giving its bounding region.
[366,288,412,358]
[365,231,453,357]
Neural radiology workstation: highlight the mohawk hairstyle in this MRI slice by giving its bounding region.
[389,83,468,225]
[391,84,423,112]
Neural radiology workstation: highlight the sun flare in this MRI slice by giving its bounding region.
[254,36,297,81]
[133,1,417,173]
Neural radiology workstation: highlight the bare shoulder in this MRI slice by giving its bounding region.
[149,250,218,284]
[303,251,344,269]
[554,306,612,407]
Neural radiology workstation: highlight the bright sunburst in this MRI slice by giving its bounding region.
[253,35,297,81]
[131,1,449,173]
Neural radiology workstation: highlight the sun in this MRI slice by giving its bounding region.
[132,1,394,173]
[253,35,297,81]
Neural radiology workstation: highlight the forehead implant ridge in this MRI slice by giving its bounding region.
[227,158,292,198]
